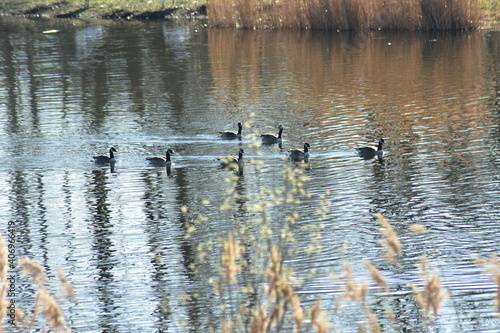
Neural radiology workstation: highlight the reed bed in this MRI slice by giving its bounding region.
[207,0,481,30]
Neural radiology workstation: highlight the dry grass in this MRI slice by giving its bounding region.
[17,258,72,332]
[3,0,497,28]
[409,223,428,233]
[0,241,76,332]
[330,260,389,332]
[207,0,238,26]
[207,0,481,29]
[18,258,48,288]
[309,300,328,333]
[0,235,8,332]
[2,116,500,332]
[246,245,305,332]
[57,269,77,302]
[475,254,500,315]
[377,213,402,263]
[222,233,241,284]
[409,256,449,317]
[364,260,389,292]
[180,124,461,332]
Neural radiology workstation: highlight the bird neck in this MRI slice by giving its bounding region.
[237,125,242,135]
[165,152,171,161]
[278,127,283,138]
[109,149,114,158]
[377,140,384,151]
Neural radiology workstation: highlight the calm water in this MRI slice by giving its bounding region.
[1,16,500,332]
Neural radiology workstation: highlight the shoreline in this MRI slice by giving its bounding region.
[0,1,207,21]
[1,2,499,30]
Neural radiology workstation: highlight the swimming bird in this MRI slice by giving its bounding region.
[261,124,283,144]
[93,147,117,164]
[356,138,385,159]
[219,122,242,140]
[146,149,175,166]
[288,142,311,162]
[218,148,244,169]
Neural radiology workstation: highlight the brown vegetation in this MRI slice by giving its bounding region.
[207,0,481,29]
[475,254,500,315]
[409,256,449,317]
[4,0,498,29]
[0,236,8,332]
[0,237,76,332]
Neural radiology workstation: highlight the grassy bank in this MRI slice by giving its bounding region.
[0,0,499,29]
[0,0,207,19]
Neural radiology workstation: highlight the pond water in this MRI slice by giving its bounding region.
[1,16,500,332]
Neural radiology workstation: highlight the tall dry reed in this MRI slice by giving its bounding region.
[0,235,8,332]
[475,254,500,315]
[207,0,480,30]
[376,212,401,263]
[207,0,238,27]
[409,256,449,317]
[17,258,71,332]
[247,245,305,332]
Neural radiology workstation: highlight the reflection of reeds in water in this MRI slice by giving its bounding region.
[206,0,480,29]
[207,30,485,147]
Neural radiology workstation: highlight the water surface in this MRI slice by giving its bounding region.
[1,17,500,332]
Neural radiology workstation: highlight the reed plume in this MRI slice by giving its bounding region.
[57,269,77,302]
[364,260,389,292]
[18,258,47,288]
[17,257,73,332]
[409,223,428,233]
[309,299,328,333]
[331,262,369,308]
[222,233,241,284]
[409,256,449,317]
[37,289,67,331]
[376,213,401,263]
[260,245,304,331]
[474,254,500,315]
[0,235,9,331]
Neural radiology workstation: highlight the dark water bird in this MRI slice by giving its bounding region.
[219,122,242,140]
[288,142,311,162]
[218,148,244,169]
[356,138,385,159]
[261,124,283,144]
[146,149,175,166]
[93,147,117,164]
